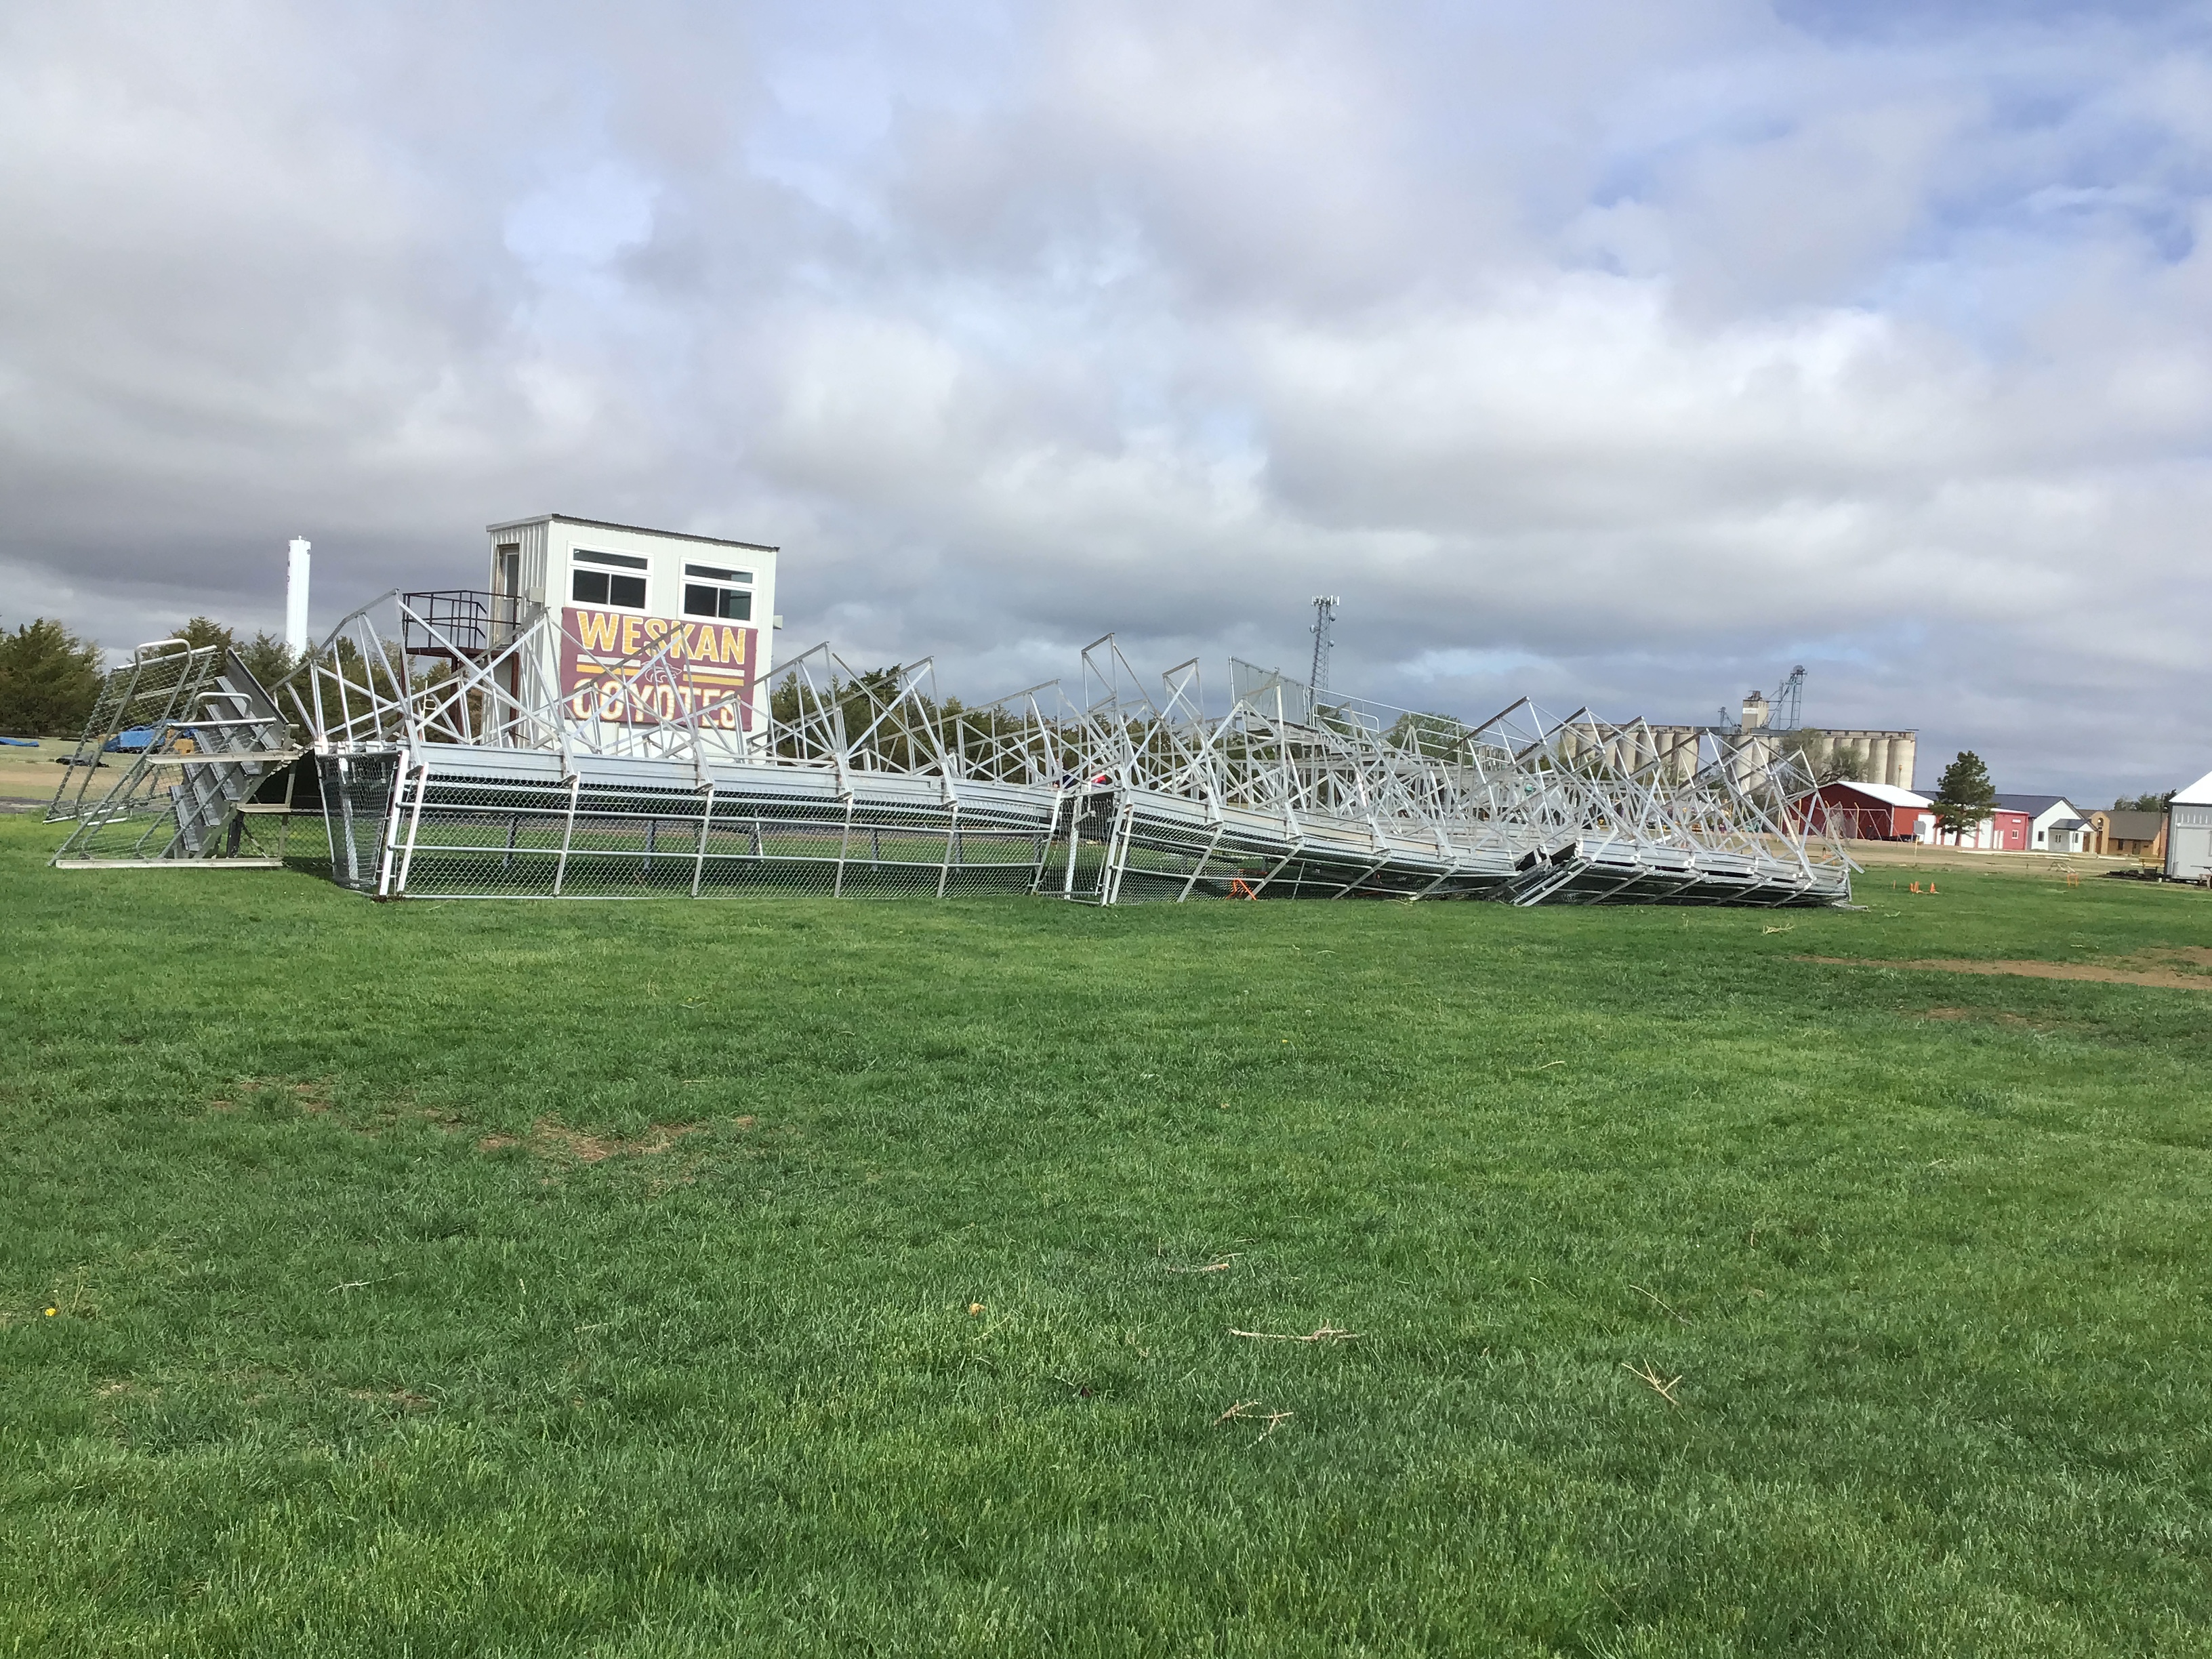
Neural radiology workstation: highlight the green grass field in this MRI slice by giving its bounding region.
[5,814,2211,1656]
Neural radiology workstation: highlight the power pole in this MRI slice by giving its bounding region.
[1308,596,1339,695]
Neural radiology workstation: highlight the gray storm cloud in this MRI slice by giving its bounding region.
[1,0,2208,798]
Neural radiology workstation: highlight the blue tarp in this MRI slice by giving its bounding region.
[0,737,37,747]
[103,726,158,752]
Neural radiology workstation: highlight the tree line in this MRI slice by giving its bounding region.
[0,615,294,738]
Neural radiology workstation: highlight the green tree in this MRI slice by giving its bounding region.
[171,616,238,655]
[239,631,296,691]
[172,615,296,692]
[2112,790,2175,813]
[0,618,105,737]
[1385,711,1472,759]
[1776,732,1865,785]
[1931,750,1997,842]
[1820,741,1868,785]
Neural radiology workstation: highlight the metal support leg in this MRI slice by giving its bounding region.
[552,775,581,896]
[691,781,716,897]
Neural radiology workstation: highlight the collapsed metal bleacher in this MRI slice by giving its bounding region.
[51,594,1849,906]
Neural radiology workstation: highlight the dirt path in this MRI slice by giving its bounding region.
[1800,948,2212,991]
[1844,843,2146,877]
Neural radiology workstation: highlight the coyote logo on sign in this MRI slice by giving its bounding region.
[558,608,756,729]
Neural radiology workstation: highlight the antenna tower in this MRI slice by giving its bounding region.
[1308,596,1340,695]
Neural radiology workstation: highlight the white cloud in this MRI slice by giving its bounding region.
[1,0,2209,799]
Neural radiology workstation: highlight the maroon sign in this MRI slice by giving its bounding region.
[558,607,757,729]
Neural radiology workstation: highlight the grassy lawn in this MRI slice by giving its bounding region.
[4,813,2211,1656]
[0,741,72,807]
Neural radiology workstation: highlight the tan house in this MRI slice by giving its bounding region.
[2090,810,2167,861]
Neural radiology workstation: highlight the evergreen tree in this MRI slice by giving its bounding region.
[165,617,297,691]
[2112,790,2175,813]
[239,631,296,692]
[0,618,105,737]
[1931,750,1997,842]
[171,615,238,654]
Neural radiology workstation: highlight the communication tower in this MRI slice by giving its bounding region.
[1309,596,1340,695]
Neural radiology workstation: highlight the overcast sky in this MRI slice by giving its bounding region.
[3,1,2208,798]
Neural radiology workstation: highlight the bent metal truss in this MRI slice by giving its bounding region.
[49,590,1851,906]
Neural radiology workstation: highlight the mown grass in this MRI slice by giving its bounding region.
[3,814,2211,1656]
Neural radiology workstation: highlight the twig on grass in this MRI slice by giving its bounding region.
[1214,1399,1295,1440]
[1622,1360,1683,1407]
[1629,1284,1690,1326]
[1762,922,1795,936]
[1594,1576,1639,1620]
[1229,1324,1359,1343]
[1164,1254,1242,1274]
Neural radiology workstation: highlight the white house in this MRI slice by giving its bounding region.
[1993,794,2095,855]
[2167,771,2212,881]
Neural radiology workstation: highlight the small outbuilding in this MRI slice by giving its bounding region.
[2167,771,2212,882]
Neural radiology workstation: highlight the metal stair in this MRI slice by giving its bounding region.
[50,644,301,866]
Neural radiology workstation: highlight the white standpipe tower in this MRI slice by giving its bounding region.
[285,537,312,657]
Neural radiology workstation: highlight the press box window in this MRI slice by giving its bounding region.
[682,562,753,621]
[571,549,649,609]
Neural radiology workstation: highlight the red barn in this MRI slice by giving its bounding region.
[1797,781,1933,842]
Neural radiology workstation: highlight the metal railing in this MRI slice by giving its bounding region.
[401,590,538,661]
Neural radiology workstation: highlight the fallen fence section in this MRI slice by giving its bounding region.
[52,594,1850,907]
